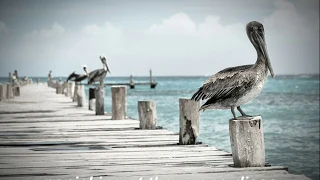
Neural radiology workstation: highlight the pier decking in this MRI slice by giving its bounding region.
[0,84,310,180]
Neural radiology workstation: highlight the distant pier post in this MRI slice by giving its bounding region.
[8,72,12,84]
[77,85,86,107]
[6,83,13,99]
[67,82,75,98]
[61,82,66,95]
[138,101,157,129]
[149,69,156,89]
[89,88,96,111]
[64,82,68,96]
[111,86,126,120]
[179,98,200,145]
[95,85,105,115]
[14,86,20,96]
[229,116,265,167]
[56,82,63,94]
[130,74,135,89]
[73,83,78,102]
[0,84,7,101]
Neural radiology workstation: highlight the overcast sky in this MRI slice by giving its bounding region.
[0,0,319,77]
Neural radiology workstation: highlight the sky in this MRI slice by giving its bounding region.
[0,0,319,77]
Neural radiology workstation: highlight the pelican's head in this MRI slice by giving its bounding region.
[82,65,88,74]
[99,55,111,74]
[246,21,274,78]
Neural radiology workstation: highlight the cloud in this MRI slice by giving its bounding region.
[2,21,126,76]
[147,12,196,35]
[262,0,319,74]
[133,12,252,76]
[25,23,65,40]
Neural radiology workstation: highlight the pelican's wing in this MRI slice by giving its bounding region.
[88,69,103,84]
[66,72,78,82]
[75,74,88,82]
[191,65,253,101]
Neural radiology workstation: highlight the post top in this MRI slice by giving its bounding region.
[229,116,262,121]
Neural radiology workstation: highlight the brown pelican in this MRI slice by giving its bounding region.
[87,55,111,85]
[191,21,275,120]
[66,65,89,82]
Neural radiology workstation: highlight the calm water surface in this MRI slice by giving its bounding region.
[1,75,319,179]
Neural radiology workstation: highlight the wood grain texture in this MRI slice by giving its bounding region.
[0,85,310,180]
[77,84,86,107]
[138,101,157,129]
[0,84,7,101]
[95,86,104,115]
[179,98,200,145]
[229,117,265,167]
[112,86,126,120]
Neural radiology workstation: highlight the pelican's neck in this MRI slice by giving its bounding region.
[103,63,107,71]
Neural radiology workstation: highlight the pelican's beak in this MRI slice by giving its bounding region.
[254,30,275,78]
[106,62,111,74]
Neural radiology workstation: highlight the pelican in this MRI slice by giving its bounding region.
[87,55,111,85]
[191,21,275,120]
[66,65,89,82]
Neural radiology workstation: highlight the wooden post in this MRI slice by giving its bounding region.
[111,86,126,120]
[138,101,157,129]
[14,86,20,96]
[130,74,135,89]
[64,82,68,97]
[8,72,12,83]
[179,98,200,145]
[229,116,265,167]
[67,82,74,98]
[0,84,7,101]
[95,86,104,115]
[61,82,66,95]
[149,69,152,84]
[6,84,13,99]
[37,78,40,84]
[77,85,86,107]
[73,83,78,102]
[56,82,63,94]
[89,88,96,111]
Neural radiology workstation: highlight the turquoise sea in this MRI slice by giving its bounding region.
[0,75,319,180]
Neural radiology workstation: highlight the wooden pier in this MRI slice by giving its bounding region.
[0,84,311,180]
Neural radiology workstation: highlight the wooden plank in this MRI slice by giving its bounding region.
[0,84,311,180]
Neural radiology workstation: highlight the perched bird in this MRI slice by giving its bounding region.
[87,55,111,85]
[191,21,275,120]
[66,65,89,82]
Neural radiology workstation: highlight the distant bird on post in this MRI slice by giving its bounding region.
[87,55,111,85]
[66,65,89,82]
[191,21,275,120]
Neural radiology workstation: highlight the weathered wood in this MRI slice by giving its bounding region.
[112,86,126,120]
[138,101,157,129]
[72,83,78,102]
[0,84,7,101]
[0,84,311,180]
[6,83,13,99]
[67,82,75,98]
[229,116,265,167]
[8,72,12,83]
[95,86,104,115]
[55,82,62,94]
[89,88,96,111]
[61,81,66,95]
[179,98,200,145]
[14,86,20,96]
[77,85,86,107]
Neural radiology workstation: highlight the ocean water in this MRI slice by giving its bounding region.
[1,75,319,180]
